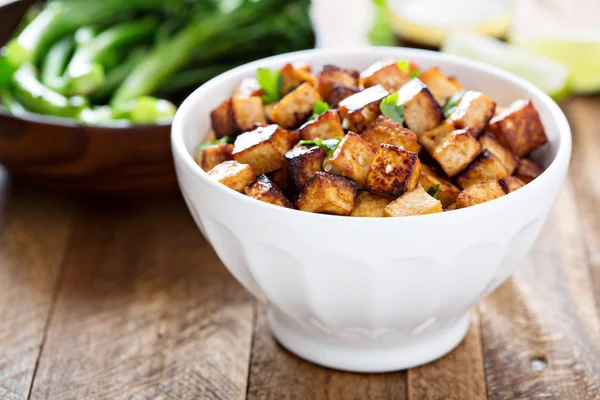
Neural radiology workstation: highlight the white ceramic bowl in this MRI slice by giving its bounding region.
[171,47,571,372]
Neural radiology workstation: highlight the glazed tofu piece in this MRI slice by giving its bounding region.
[233,78,263,98]
[419,164,461,207]
[317,64,360,99]
[267,161,295,199]
[394,79,444,134]
[232,124,299,175]
[499,176,526,193]
[207,160,256,193]
[361,115,421,153]
[210,97,266,138]
[456,150,509,189]
[419,67,462,105]
[514,158,544,183]
[384,187,443,217]
[323,132,376,188]
[478,132,518,174]
[338,85,388,132]
[285,145,326,191]
[210,99,237,138]
[364,144,421,198]
[418,121,456,154]
[350,191,391,217]
[194,143,233,172]
[297,172,357,215]
[456,180,505,209]
[245,174,294,208]
[429,129,483,177]
[327,85,360,108]
[359,60,411,92]
[447,91,496,137]
[487,99,548,157]
[280,63,317,96]
[298,109,344,141]
[271,83,322,129]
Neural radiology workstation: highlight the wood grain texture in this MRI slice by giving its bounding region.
[247,304,407,400]
[407,312,486,400]
[29,198,254,400]
[0,170,74,400]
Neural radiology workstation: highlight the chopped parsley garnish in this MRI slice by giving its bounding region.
[308,101,330,121]
[298,137,341,154]
[379,91,405,124]
[427,183,441,199]
[196,136,232,151]
[256,67,282,104]
[442,91,466,118]
[396,60,409,73]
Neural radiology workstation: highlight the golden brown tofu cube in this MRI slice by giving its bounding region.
[194,143,234,172]
[245,174,294,208]
[361,115,420,153]
[445,202,457,211]
[233,78,263,98]
[395,79,443,134]
[299,109,345,141]
[210,99,237,138]
[232,96,266,133]
[338,85,388,133]
[384,187,443,217]
[232,125,299,175]
[208,160,256,193]
[285,145,326,191]
[297,172,357,215]
[350,191,391,217]
[487,99,548,157]
[271,83,322,129]
[317,64,360,99]
[499,176,526,194]
[359,61,411,92]
[514,158,544,184]
[456,180,505,209]
[447,91,496,137]
[327,85,360,108]
[264,103,275,123]
[418,121,456,154]
[323,132,376,188]
[430,129,483,177]
[419,67,461,105]
[365,144,421,198]
[456,151,509,189]
[419,164,461,208]
[267,161,296,200]
[280,63,317,96]
[478,132,518,174]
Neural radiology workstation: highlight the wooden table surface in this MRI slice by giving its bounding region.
[0,96,598,399]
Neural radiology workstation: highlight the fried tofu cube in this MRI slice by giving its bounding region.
[445,202,457,210]
[299,109,344,141]
[418,121,456,154]
[338,85,388,133]
[267,161,296,199]
[430,129,483,177]
[350,191,391,217]
[447,91,496,137]
[487,99,548,157]
[210,97,266,138]
[264,103,275,122]
[456,180,505,208]
[245,174,294,208]
[419,67,462,105]
[419,164,461,207]
[359,60,411,92]
[297,172,357,215]
[327,85,360,108]
[210,99,237,138]
[208,160,256,193]
[323,132,376,188]
[285,145,325,191]
[456,151,509,189]
[271,83,322,129]
[365,144,421,198]
[317,64,360,99]
[194,143,234,172]
[384,187,443,217]
[233,78,263,98]
[395,78,444,134]
[478,132,518,174]
[280,63,317,96]
[361,115,421,153]
[232,124,299,175]
[514,158,544,183]
[499,176,526,193]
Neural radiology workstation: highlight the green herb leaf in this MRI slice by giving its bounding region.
[427,183,441,199]
[379,91,405,124]
[256,68,282,104]
[409,70,422,78]
[308,100,330,121]
[396,60,409,73]
[298,137,341,154]
[196,136,232,151]
[442,90,466,118]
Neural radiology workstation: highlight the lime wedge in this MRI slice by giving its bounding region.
[441,33,571,100]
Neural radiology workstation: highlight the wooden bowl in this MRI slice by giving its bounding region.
[0,0,177,196]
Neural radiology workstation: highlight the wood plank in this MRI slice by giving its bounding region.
[247,303,407,400]
[480,177,600,399]
[407,312,486,400]
[0,171,74,400]
[29,197,254,400]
